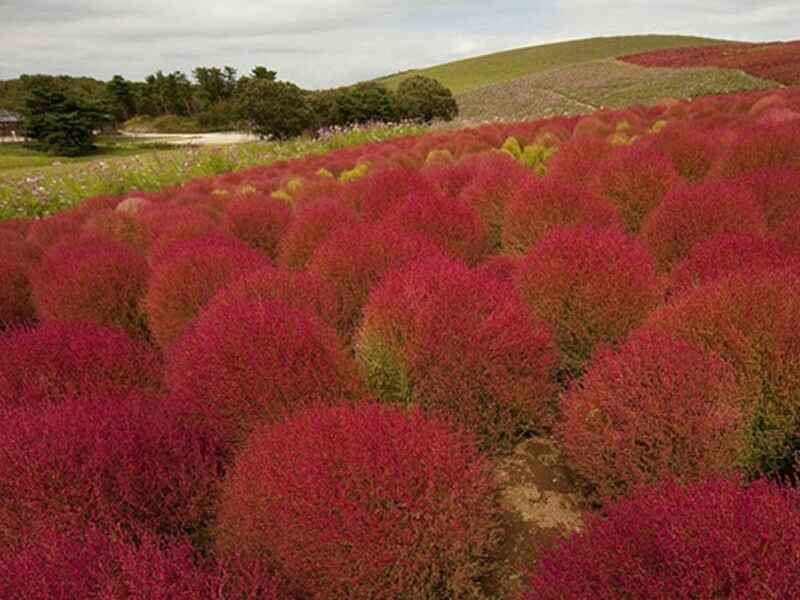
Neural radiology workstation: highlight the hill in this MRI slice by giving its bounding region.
[376,34,730,94]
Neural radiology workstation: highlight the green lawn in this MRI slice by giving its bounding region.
[377,35,731,94]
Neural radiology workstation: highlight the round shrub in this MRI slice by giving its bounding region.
[167,297,360,448]
[559,330,747,500]
[0,258,35,331]
[775,207,800,249]
[396,75,458,122]
[640,180,767,271]
[544,136,608,185]
[308,223,443,340]
[0,392,219,545]
[383,190,490,265]
[669,233,799,295]
[514,226,662,375]
[25,214,82,249]
[357,256,558,447]
[523,478,800,599]
[136,205,220,259]
[277,198,359,268]
[216,403,497,600]
[31,238,149,336]
[81,208,147,253]
[0,321,161,408]
[649,121,720,181]
[222,194,291,259]
[457,152,538,249]
[735,167,800,230]
[588,143,681,233]
[0,525,284,600]
[501,177,622,255]
[713,122,800,177]
[644,268,800,474]
[345,165,435,221]
[144,235,270,348]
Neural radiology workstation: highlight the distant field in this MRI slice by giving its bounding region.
[377,34,730,94]
[456,59,777,122]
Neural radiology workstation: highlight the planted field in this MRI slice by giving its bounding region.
[622,40,800,85]
[377,34,728,94]
[2,86,800,598]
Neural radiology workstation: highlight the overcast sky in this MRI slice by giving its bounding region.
[1,1,798,88]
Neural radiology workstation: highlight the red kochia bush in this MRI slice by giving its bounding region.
[775,207,800,249]
[0,258,35,331]
[669,233,799,295]
[640,180,767,271]
[559,330,747,500]
[0,392,219,545]
[735,167,800,230]
[167,297,359,448]
[0,321,161,408]
[357,256,558,447]
[501,178,623,255]
[0,526,284,600]
[644,267,800,474]
[222,194,292,259]
[81,209,147,253]
[515,226,661,374]
[523,478,800,599]
[136,205,220,258]
[344,166,435,221]
[217,403,497,600]
[588,142,681,233]
[457,152,538,249]
[144,235,270,348]
[277,198,360,268]
[31,239,149,336]
[383,190,490,264]
[649,121,721,181]
[309,223,443,340]
[25,214,82,249]
[713,122,800,177]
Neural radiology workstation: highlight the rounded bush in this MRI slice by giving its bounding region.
[713,122,800,177]
[31,238,149,336]
[357,256,558,447]
[309,223,443,340]
[384,190,490,264]
[344,166,435,221]
[669,233,799,295]
[0,321,161,408]
[640,180,767,271]
[0,392,219,544]
[523,478,800,599]
[222,194,291,259]
[0,258,35,331]
[544,136,608,185]
[775,207,800,249]
[649,121,720,181]
[514,226,662,374]
[735,167,800,230]
[167,297,359,448]
[277,198,359,268]
[25,214,82,249]
[81,208,147,253]
[0,525,284,600]
[136,205,220,259]
[216,403,497,600]
[559,330,747,500]
[144,235,270,348]
[588,143,681,233]
[501,177,622,255]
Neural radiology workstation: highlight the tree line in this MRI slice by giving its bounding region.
[2,66,457,154]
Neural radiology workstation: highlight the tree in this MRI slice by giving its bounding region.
[330,82,399,126]
[250,67,277,81]
[396,76,458,122]
[193,66,238,106]
[106,75,137,122]
[23,82,110,155]
[235,78,314,139]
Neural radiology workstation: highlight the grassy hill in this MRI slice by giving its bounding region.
[376,34,730,94]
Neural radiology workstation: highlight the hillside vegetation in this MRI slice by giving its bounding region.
[377,34,729,94]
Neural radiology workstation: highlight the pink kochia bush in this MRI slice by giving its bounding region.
[277,197,360,268]
[144,235,271,348]
[0,259,35,331]
[559,330,747,500]
[356,256,558,447]
[167,297,360,449]
[501,178,623,255]
[0,525,284,600]
[0,392,219,545]
[0,321,161,408]
[514,226,662,374]
[31,238,149,336]
[640,180,767,271]
[216,403,498,600]
[523,478,800,599]
[222,194,292,259]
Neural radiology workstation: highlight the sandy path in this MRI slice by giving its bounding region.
[120,131,260,146]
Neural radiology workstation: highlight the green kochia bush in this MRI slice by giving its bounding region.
[356,255,558,449]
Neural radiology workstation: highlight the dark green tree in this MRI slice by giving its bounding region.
[105,75,137,122]
[193,66,238,105]
[250,66,277,81]
[330,82,399,126]
[235,78,314,139]
[23,82,111,155]
[395,75,458,122]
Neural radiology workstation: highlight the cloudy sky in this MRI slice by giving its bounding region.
[0,1,798,88]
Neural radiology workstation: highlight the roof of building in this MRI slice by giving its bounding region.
[0,109,22,123]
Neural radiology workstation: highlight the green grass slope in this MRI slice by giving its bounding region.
[377,34,730,94]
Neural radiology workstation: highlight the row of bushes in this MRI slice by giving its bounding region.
[2,85,800,597]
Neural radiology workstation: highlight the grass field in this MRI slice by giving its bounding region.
[456,58,777,122]
[377,34,730,94]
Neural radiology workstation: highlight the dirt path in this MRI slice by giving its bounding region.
[120,131,260,146]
